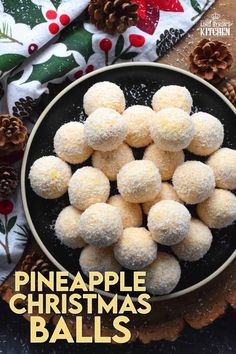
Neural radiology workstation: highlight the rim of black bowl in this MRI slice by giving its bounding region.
[21,62,236,302]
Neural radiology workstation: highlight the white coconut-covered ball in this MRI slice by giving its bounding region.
[92,143,134,181]
[152,85,193,113]
[150,108,195,152]
[123,105,155,148]
[117,160,162,203]
[29,156,72,199]
[108,195,142,228]
[148,200,191,246]
[187,112,224,156]
[84,108,127,152]
[79,203,123,247]
[114,227,157,270]
[145,252,181,295]
[54,122,93,164]
[55,206,86,249]
[173,161,215,204]
[172,218,213,262]
[83,81,126,115]
[79,245,121,276]
[142,182,182,215]
[68,167,110,210]
[197,189,236,228]
[143,143,184,180]
[207,148,236,190]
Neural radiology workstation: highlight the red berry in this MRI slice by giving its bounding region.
[59,14,70,26]
[46,10,57,20]
[100,38,112,52]
[129,34,145,47]
[49,23,59,35]
[74,70,83,79]
[85,65,94,74]
[0,200,14,216]
[28,43,38,55]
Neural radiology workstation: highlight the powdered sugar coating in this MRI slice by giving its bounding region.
[78,203,123,247]
[152,85,193,113]
[29,156,72,199]
[172,218,213,262]
[92,143,134,181]
[123,105,155,147]
[108,194,142,228]
[84,107,127,152]
[114,227,157,270]
[54,122,93,164]
[55,206,86,249]
[143,143,184,180]
[83,81,126,115]
[145,252,181,295]
[197,189,236,228]
[150,108,195,152]
[68,167,110,211]
[187,112,224,156]
[117,160,162,203]
[173,161,215,204]
[142,182,182,215]
[148,200,191,246]
[79,245,121,276]
[207,148,236,190]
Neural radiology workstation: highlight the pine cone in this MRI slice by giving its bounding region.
[88,0,139,35]
[0,163,18,197]
[12,96,39,124]
[189,39,233,84]
[222,78,236,106]
[0,114,28,154]
[21,252,50,275]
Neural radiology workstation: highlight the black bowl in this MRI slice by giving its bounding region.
[21,63,236,301]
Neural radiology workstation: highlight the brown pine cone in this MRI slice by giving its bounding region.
[0,163,18,197]
[189,39,233,84]
[0,114,28,154]
[222,78,236,106]
[88,0,139,35]
[21,252,50,275]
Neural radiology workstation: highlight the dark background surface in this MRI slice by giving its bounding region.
[24,64,236,299]
[0,298,235,354]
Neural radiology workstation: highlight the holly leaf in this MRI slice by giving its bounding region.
[51,0,62,10]
[7,216,17,233]
[191,0,202,14]
[7,70,24,84]
[0,220,5,234]
[115,35,124,57]
[25,54,78,84]
[119,52,138,60]
[1,0,45,28]
[0,54,25,73]
[59,23,94,62]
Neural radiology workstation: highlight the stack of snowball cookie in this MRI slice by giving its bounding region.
[29,81,236,296]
